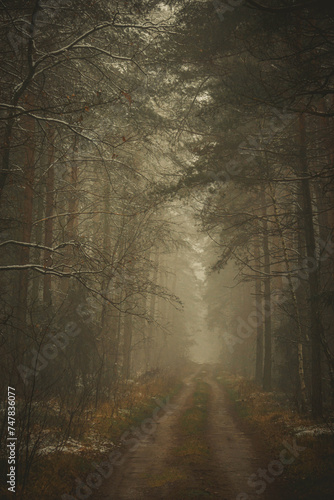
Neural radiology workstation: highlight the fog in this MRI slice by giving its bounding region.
[0,1,333,498]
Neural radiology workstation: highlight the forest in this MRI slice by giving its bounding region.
[0,1,334,499]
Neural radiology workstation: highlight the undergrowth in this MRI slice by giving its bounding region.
[0,372,184,500]
[216,369,334,500]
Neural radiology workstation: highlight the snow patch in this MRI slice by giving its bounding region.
[294,425,334,438]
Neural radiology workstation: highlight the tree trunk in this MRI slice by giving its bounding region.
[122,312,133,379]
[43,128,55,307]
[268,181,307,411]
[298,113,323,418]
[16,100,36,345]
[30,179,44,305]
[261,187,272,391]
[254,231,264,384]
[146,248,159,369]
[68,162,78,239]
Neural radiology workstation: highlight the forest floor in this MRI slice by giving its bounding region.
[1,370,186,500]
[91,365,334,500]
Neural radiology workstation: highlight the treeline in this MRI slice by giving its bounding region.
[168,0,334,418]
[1,0,334,493]
[0,1,193,492]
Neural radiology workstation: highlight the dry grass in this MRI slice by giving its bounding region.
[135,377,214,499]
[176,380,210,461]
[217,370,334,500]
[143,466,188,488]
[2,372,184,500]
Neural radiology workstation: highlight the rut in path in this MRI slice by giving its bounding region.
[92,367,285,500]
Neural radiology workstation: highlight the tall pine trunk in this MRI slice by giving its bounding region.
[261,187,272,391]
[268,181,307,410]
[254,231,263,384]
[16,103,36,348]
[298,113,323,417]
[43,128,55,307]
[122,312,132,380]
[145,248,159,370]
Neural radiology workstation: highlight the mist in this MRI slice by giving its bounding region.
[0,1,334,499]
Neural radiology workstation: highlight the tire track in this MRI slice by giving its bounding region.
[93,366,285,499]
[204,373,283,499]
[93,371,198,499]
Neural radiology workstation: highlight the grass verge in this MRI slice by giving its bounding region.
[215,369,334,500]
[174,379,210,464]
[158,375,214,499]
[0,373,184,500]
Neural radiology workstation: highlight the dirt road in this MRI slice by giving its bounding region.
[93,367,285,499]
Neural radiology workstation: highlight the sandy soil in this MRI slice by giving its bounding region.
[92,367,286,500]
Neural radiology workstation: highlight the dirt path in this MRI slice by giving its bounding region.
[92,371,198,500]
[93,367,285,499]
[203,373,283,500]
